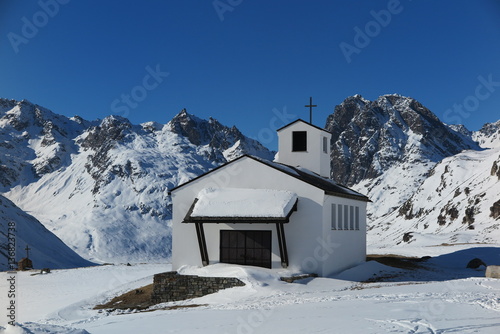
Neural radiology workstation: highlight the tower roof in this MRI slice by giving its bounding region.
[276,119,332,134]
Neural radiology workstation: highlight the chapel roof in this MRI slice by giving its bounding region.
[169,155,370,202]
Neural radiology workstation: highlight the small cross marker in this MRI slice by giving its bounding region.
[304,97,317,124]
[25,245,31,259]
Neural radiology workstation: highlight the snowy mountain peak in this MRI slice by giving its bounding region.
[344,94,370,103]
[1,99,68,131]
[0,98,19,112]
[81,114,133,149]
[1,99,274,263]
[168,109,212,145]
[1,95,497,264]
[446,123,473,138]
[168,108,274,162]
[324,94,500,249]
[325,94,483,225]
[0,99,89,188]
[100,114,132,127]
[326,94,480,186]
[473,119,500,148]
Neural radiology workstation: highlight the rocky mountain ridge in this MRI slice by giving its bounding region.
[0,95,498,264]
[325,94,499,249]
[326,94,480,186]
[0,99,274,264]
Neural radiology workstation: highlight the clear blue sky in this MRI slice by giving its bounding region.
[1,0,499,150]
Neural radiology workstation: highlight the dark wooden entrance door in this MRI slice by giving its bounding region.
[220,230,272,269]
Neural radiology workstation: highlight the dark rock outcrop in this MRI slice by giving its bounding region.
[402,232,414,243]
[491,200,500,219]
[169,109,274,163]
[462,206,476,229]
[325,94,480,186]
[79,116,133,193]
[492,160,500,180]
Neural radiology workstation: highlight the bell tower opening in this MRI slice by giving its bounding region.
[292,131,307,152]
[276,120,332,178]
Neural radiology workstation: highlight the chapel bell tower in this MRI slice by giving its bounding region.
[276,119,332,178]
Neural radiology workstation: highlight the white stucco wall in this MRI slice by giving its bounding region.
[277,121,331,178]
[321,195,367,276]
[171,156,368,276]
[171,157,325,271]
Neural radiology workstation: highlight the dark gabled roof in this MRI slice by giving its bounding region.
[168,155,370,202]
[250,156,370,202]
[276,119,332,134]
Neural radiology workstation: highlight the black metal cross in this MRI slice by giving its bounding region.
[25,245,31,259]
[304,97,317,124]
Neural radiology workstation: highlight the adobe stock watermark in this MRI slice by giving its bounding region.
[110,64,169,118]
[7,0,71,54]
[339,0,405,64]
[302,235,341,273]
[443,74,500,124]
[5,221,17,326]
[252,107,297,145]
[230,307,274,334]
[213,0,243,22]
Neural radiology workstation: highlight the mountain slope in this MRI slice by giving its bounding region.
[169,109,274,162]
[0,99,90,190]
[0,194,93,270]
[1,99,274,263]
[368,145,500,248]
[325,94,499,248]
[1,95,498,264]
[325,94,481,219]
[473,120,500,149]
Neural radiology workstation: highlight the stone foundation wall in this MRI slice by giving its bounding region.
[151,271,245,304]
[486,265,500,279]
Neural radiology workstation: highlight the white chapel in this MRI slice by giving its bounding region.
[169,119,370,276]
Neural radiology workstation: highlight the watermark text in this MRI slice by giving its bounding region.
[213,0,243,21]
[6,221,17,326]
[7,0,71,54]
[339,0,404,63]
[443,74,500,124]
[110,64,169,118]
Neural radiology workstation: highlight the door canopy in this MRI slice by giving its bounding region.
[182,188,297,268]
[183,188,298,224]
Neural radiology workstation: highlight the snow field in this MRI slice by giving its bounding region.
[1,245,499,333]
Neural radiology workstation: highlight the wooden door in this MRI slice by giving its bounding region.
[220,230,272,268]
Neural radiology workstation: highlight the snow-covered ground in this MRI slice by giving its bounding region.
[1,245,499,334]
[365,144,500,249]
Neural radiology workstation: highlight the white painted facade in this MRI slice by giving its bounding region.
[170,120,368,277]
[321,195,367,276]
[276,120,332,178]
